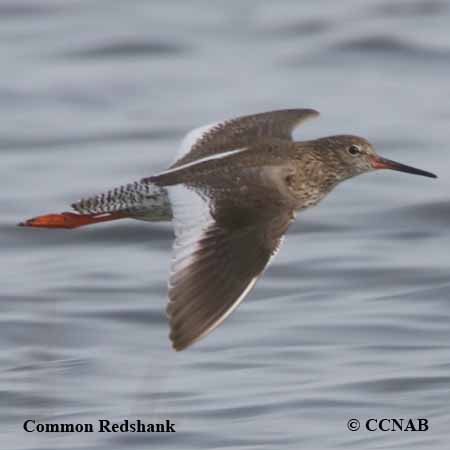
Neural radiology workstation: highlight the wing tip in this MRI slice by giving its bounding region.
[170,333,194,352]
[302,108,320,118]
[172,341,188,352]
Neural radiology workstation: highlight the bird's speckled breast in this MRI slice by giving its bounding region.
[288,159,342,210]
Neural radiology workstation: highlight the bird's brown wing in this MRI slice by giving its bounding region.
[172,108,319,168]
[167,213,291,351]
[153,162,297,351]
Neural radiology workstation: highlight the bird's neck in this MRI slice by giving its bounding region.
[289,143,349,210]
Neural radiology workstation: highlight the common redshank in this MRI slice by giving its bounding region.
[20,109,437,350]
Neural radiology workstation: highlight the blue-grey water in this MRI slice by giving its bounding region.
[2,1,450,449]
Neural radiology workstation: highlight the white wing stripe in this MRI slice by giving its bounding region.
[191,276,258,346]
[156,147,247,178]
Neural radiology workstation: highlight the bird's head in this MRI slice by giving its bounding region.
[317,135,437,180]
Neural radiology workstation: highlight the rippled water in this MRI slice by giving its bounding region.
[2,1,450,449]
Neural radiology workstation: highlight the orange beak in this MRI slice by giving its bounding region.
[371,156,437,179]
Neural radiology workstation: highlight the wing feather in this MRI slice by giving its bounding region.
[172,108,319,168]
[167,219,286,351]
[164,166,295,350]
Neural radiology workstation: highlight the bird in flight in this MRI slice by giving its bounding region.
[20,109,437,350]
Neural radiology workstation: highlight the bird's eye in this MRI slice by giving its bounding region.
[348,145,361,155]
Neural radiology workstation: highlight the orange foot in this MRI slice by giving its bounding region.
[18,211,128,229]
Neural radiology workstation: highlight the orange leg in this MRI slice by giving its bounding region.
[18,211,129,229]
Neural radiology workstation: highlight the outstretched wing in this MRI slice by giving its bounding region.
[152,163,297,351]
[172,108,319,168]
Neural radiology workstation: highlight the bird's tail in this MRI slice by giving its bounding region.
[19,180,172,229]
[19,211,128,229]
